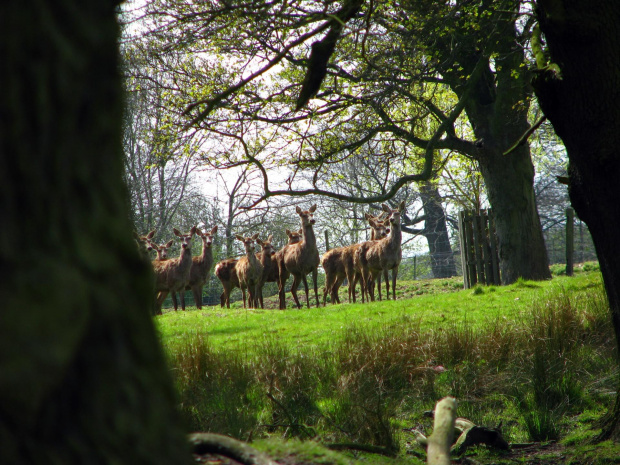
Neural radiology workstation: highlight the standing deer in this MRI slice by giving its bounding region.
[184,226,218,309]
[216,229,301,309]
[215,257,240,308]
[357,202,405,301]
[255,235,276,309]
[152,226,196,314]
[234,234,264,309]
[322,214,389,305]
[278,205,320,309]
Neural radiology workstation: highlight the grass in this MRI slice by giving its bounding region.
[156,264,620,464]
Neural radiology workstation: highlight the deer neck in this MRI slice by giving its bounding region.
[301,223,316,249]
[200,238,211,263]
[387,223,402,249]
[179,245,193,269]
[246,247,260,267]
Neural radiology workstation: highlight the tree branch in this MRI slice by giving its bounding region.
[503,116,547,156]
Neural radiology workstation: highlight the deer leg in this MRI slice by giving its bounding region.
[290,274,302,308]
[171,292,179,311]
[384,269,390,300]
[155,291,168,315]
[392,265,398,300]
[332,276,343,304]
[241,286,247,309]
[192,286,202,310]
[301,274,311,308]
[312,268,319,308]
[181,291,187,311]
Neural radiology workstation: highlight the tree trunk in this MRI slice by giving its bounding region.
[532,0,620,440]
[419,182,457,278]
[449,46,551,284]
[476,143,551,283]
[0,1,192,463]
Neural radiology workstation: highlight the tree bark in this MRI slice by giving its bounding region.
[419,182,457,278]
[452,52,551,284]
[0,1,192,462]
[436,2,552,284]
[532,0,620,440]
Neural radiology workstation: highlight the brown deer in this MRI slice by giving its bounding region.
[152,226,196,314]
[147,239,174,261]
[184,226,218,309]
[321,214,389,305]
[357,202,405,301]
[234,233,264,309]
[216,229,301,309]
[134,230,155,259]
[214,257,240,308]
[278,205,320,309]
[255,236,276,309]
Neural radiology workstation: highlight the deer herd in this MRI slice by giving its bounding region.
[135,202,406,314]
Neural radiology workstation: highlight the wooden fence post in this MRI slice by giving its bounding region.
[566,207,574,276]
[458,211,469,289]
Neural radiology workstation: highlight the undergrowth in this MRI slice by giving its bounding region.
[163,270,617,458]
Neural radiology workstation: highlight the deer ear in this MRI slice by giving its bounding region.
[285,229,291,236]
[173,228,181,236]
[381,203,391,212]
[364,213,372,220]
[147,230,156,239]
[235,234,244,241]
[211,225,218,234]
[190,226,197,235]
[399,201,406,212]
[298,229,303,234]
[309,204,317,212]
[166,240,174,247]
[296,206,302,214]
[268,235,273,242]
[252,233,259,240]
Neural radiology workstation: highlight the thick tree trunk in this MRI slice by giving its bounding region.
[440,13,551,284]
[419,182,457,278]
[477,143,551,284]
[532,0,620,440]
[0,1,191,463]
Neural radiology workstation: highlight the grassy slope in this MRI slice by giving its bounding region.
[157,267,620,465]
[156,272,602,353]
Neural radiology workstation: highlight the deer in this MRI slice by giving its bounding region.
[255,236,276,309]
[215,229,301,309]
[147,239,174,261]
[278,205,320,309]
[215,257,240,309]
[184,226,218,309]
[321,214,390,305]
[234,233,264,309]
[152,226,196,314]
[356,202,405,302]
[134,230,155,259]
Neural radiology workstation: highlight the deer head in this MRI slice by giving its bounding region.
[257,235,276,256]
[236,233,259,254]
[296,204,317,228]
[173,226,197,250]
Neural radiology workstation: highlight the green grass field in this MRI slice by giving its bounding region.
[155,264,620,464]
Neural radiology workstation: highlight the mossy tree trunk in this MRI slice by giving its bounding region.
[0,1,192,462]
[532,0,620,441]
